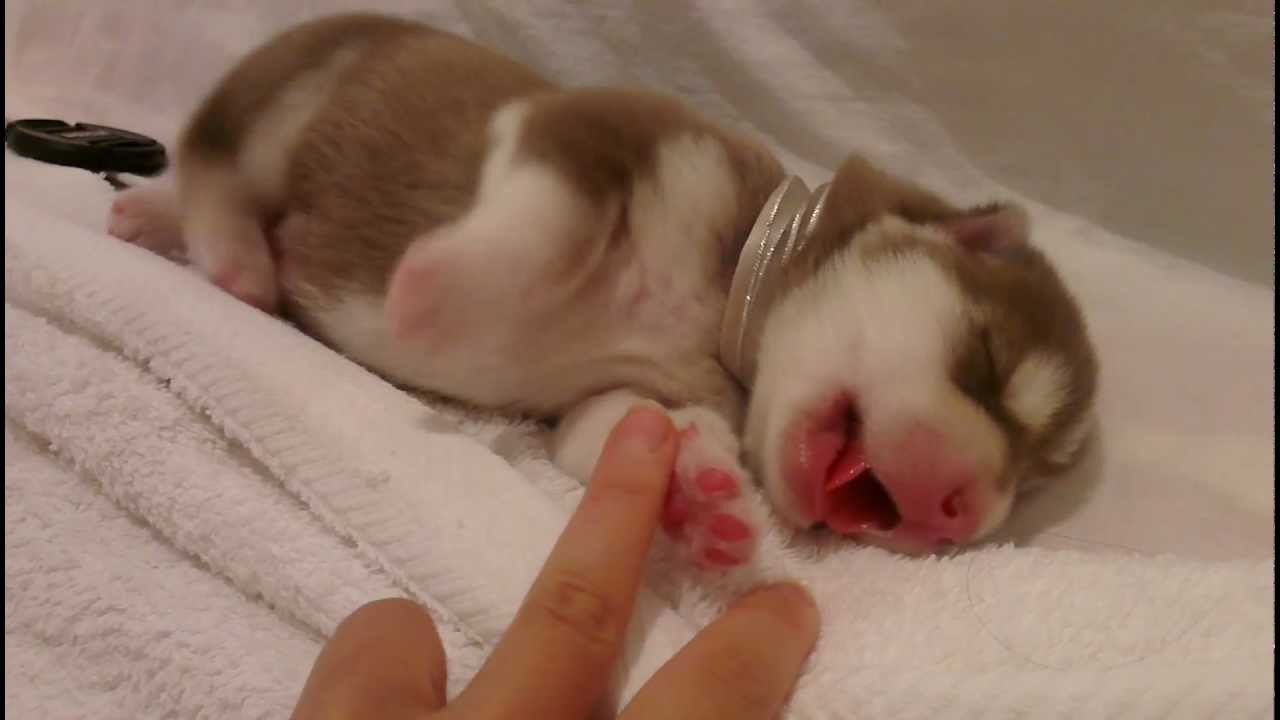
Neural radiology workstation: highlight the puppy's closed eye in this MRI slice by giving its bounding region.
[978,327,1000,382]
[953,326,1003,410]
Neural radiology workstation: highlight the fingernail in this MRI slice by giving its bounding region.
[618,406,673,451]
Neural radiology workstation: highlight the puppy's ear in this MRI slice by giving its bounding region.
[942,203,1030,257]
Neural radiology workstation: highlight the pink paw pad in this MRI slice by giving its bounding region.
[661,425,759,570]
[698,470,740,499]
[708,513,752,542]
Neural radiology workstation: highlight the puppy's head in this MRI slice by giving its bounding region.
[744,156,1098,554]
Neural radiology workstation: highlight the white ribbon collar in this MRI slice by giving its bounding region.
[720,176,831,387]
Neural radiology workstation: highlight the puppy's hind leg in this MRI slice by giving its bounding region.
[179,161,279,313]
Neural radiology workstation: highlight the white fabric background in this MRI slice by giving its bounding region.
[6,0,1274,284]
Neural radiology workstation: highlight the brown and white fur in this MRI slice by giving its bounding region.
[107,13,1099,568]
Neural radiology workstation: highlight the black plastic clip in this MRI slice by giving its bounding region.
[4,119,168,186]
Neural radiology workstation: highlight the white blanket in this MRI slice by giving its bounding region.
[5,2,1274,718]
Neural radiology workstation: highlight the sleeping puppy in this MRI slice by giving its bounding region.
[107,13,1098,569]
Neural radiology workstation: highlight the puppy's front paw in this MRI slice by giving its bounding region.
[661,422,760,570]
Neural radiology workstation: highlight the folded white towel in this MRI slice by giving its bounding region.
[5,152,1273,718]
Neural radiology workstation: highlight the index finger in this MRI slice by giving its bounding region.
[449,406,678,719]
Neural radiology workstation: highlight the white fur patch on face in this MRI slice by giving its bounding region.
[1003,352,1071,432]
[828,241,968,387]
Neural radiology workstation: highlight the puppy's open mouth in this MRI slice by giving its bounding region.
[822,402,902,534]
[787,395,901,534]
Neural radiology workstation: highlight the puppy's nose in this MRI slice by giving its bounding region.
[887,480,978,544]
[871,424,984,544]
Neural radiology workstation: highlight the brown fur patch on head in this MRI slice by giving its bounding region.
[942,229,1099,479]
[852,210,1098,481]
[781,154,960,293]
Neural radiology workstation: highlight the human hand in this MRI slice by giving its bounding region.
[290,406,820,719]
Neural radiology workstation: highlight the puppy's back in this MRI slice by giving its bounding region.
[282,19,554,300]
[181,13,425,163]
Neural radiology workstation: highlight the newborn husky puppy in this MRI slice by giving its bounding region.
[108,13,1098,568]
